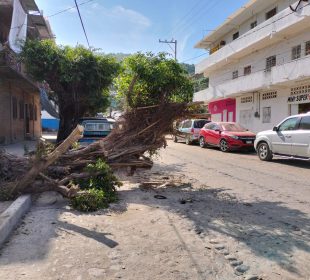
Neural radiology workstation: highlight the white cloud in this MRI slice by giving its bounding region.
[88,4,151,29]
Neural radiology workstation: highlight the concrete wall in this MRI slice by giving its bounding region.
[236,89,291,133]
[215,0,296,47]
[0,80,41,145]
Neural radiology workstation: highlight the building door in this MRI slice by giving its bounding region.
[25,104,30,134]
[223,109,227,122]
[228,111,234,122]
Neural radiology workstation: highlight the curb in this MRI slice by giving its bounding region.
[0,195,32,248]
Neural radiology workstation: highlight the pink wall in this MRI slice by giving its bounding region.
[209,98,236,122]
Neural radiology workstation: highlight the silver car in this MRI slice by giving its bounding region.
[254,112,310,161]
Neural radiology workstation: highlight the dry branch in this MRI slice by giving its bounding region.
[0,102,200,198]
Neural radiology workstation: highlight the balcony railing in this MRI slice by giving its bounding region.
[194,55,310,102]
[0,48,38,90]
[196,3,310,75]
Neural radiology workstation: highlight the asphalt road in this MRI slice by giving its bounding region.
[154,140,310,279]
[160,140,310,213]
[0,140,309,280]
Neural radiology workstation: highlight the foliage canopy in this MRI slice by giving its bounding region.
[115,52,194,108]
[21,40,119,141]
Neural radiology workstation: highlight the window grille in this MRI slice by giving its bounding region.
[266,56,276,71]
[266,7,277,20]
[233,32,239,40]
[290,85,310,95]
[305,41,310,56]
[241,96,253,103]
[250,21,257,29]
[262,91,277,100]
[244,65,251,76]
[232,70,239,79]
[292,45,301,60]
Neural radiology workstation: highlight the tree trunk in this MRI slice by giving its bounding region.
[57,99,79,143]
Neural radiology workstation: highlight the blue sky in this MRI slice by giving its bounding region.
[36,0,248,64]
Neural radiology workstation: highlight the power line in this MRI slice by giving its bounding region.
[47,0,96,18]
[181,52,208,63]
[74,0,91,48]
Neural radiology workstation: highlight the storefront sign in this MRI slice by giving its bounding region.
[287,93,310,104]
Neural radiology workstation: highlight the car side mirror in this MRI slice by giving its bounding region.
[215,129,221,133]
[273,126,278,131]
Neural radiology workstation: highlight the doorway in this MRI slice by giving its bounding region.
[298,103,310,114]
[25,104,30,134]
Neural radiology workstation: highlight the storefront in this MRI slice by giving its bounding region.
[288,84,310,114]
[208,98,236,122]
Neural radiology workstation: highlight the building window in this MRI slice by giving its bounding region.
[292,45,301,60]
[233,32,239,40]
[232,70,239,79]
[262,107,271,123]
[266,55,276,71]
[262,91,277,100]
[305,41,310,56]
[34,105,38,121]
[12,97,17,120]
[19,100,24,119]
[241,96,253,103]
[244,65,251,76]
[29,104,34,121]
[250,21,257,29]
[266,7,277,20]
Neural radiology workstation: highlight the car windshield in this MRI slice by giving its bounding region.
[222,123,247,132]
[194,120,209,128]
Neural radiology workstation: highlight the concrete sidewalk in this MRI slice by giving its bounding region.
[1,140,37,157]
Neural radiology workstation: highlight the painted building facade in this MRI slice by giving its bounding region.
[0,0,53,144]
[194,0,310,133]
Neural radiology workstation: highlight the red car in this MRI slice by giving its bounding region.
[199,122,256,152]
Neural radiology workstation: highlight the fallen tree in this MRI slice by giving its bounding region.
[0,52,199,204]
[0,101,198,199]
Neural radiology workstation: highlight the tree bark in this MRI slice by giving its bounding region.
[10,125,84,196]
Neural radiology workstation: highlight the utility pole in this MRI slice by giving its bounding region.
[159,39,177,61]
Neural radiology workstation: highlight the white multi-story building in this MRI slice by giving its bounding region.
[194,0,310,133]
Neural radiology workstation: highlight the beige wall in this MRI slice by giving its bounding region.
[0,80,41,145]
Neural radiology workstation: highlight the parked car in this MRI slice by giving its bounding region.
[78,117,115,144]
[199,122,256,152]
[254,112,310,161]
[174,119,210,145]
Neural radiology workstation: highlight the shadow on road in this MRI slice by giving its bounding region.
[57,220,118,248]
[110,182,310,278]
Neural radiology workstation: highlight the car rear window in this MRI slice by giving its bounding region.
[194,120,209,128]
[222,123,247,132]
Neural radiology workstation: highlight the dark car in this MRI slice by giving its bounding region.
[78,117,115,144]
[199,122,256,152]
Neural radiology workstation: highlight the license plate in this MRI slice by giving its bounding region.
[246,141,252,144]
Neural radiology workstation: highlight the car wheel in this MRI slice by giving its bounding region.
[220,139,229,152]
[199,137,206,148]
[257,142,273,161]
[173,136,178,143]
[185,136,192,145]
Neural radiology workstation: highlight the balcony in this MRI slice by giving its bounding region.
[196,3,310,75]
[199,55,310,101]
[0,48,38,91]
